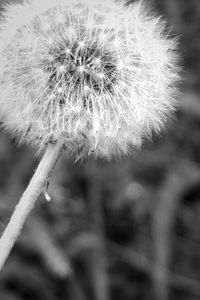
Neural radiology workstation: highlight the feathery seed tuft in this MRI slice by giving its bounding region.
[0,0,179,159]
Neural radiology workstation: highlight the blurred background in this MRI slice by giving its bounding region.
[0,0,200,299]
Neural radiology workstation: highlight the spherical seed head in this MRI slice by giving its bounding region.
[0,0,179,159]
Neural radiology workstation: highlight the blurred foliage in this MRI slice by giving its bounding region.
[0,0,200,300]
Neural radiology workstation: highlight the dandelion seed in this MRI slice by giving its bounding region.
[117,61,123,71]
[78,41,85,49]
[94,58,101,65]
[98,73,105,79]
[58,65,65,73]
[65,48,71,55]
[78,65,85,73]
[57,87,63,94]
[0,0,179,159]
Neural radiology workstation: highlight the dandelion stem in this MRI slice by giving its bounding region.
[0,140,63,270]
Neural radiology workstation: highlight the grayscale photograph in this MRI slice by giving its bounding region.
[0,0,199,299]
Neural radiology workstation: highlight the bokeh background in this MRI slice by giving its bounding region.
[0,0,200,299]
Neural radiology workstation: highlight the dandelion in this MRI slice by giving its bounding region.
[0,0,179,269]
[0,0,179,158]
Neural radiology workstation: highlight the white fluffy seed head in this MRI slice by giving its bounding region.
[0,0,179,159]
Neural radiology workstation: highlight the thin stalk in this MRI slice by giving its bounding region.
[0,141,63,270]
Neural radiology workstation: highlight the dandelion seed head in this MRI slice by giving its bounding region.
[0,0,179,159]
